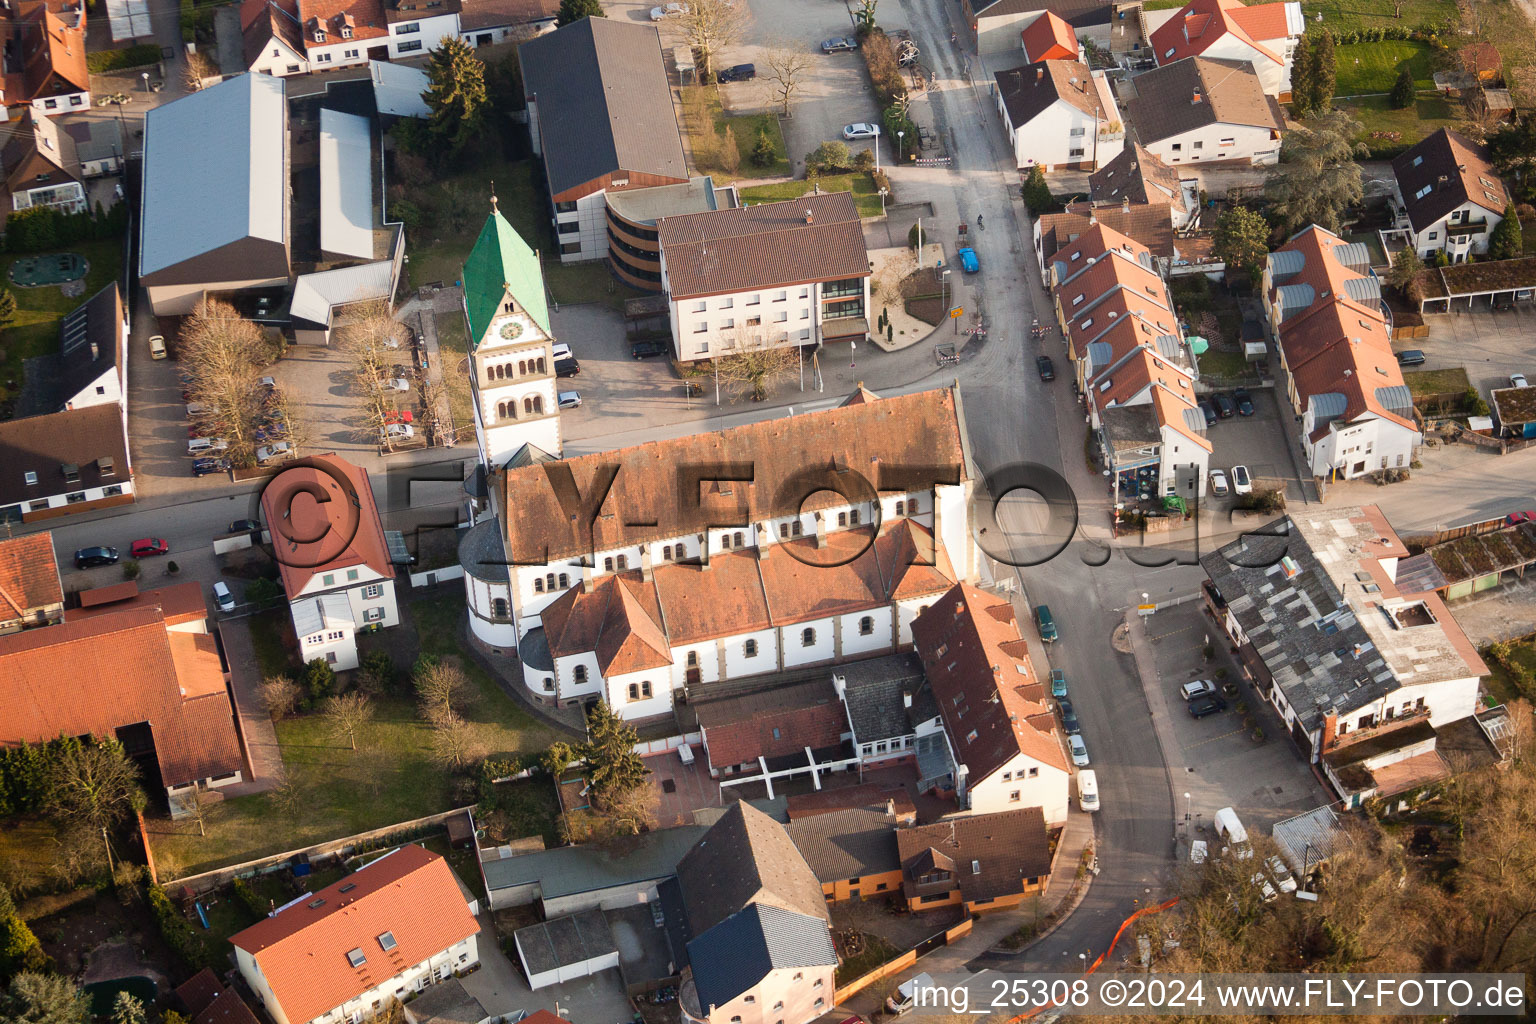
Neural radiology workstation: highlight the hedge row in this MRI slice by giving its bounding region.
[86,43,162,74]
[861,31,907,108]
[147,885,218,972]
[1329,23,1451,46]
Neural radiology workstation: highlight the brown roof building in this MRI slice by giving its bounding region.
[896,807,1052,912]
[992,60,1121,171]
[1122,56,1284,167]
[0,605,243,801]
[694,678,850,773]
[0,532,64,634]
[0,403,133,524]
[0,1,89,119]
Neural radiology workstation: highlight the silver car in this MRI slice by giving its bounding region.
[842,122,879,140]
[1068,734,1089,767]
[558,391,583,410]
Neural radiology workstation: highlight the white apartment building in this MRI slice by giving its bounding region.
[231,845,481,1024]
[658,193,871,361]
[1387,128,1509,263]
[1147,0,1304,99]
[1123,56,1283,168]
[993,60,1124,171]
[240,0,464,76]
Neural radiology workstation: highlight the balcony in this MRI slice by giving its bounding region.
[1445,218,1489,239]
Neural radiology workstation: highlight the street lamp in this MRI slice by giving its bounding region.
[1078,953,1087,974]
[141,71,149,93]
[874,125,881,172]
[897,130,905,162]
[1184,792,1192,822]
[878,186,889,215]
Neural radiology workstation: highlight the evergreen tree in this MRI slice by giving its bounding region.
[110,994,144,1024]
[1487,204,1523,261]
[422,38,488,157]
[1289,34,1315,117]
[1387,246,1424,293]
[581,703,648,809]
[751,128,775,167]
[1264,109,1366,234]
[1212,206,1271,283]
[556,0,604,26]
[0,289,15,330]
[0,973,89,1024]
[1389,64,1415,109]
[1022,164,1052,212]
[1312,30,1336,112]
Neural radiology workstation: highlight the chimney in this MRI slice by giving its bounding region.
[755,523,770,559]
[814,511,828,550]
[641,548,653,582]
[1191,87,1203,104]
[581,565,594,593]
[805,207,814,224]
[89,341,98,361]
[902,690,913,709]
[1036,66,1044,84]
[1320,710,1338,752]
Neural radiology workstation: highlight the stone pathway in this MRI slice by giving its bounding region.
[217,617,284,794]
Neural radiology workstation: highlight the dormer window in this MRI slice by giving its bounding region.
[341,25,352,37]
[61,463,79,482]
[314,27,327,42]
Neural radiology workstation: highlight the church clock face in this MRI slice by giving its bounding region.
[499,320,525,341]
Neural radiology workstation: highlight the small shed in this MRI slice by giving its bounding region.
[1491,386,1536,439]
[514,910,619,990]
[446,809,476,849]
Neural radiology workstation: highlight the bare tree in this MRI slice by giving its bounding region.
[259,675,300,721]
[679,0,749,81]
[762,43,812,117]
[182,51,217,92]
[180,300,270,468]
[270,775,303,819]
[414,657,479,726]
[323,692,374,751]
[429,715,488,770]
[714,329,797,402]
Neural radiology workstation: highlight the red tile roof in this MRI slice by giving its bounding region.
[71,581,208,628]
[260,454,394,599]
[196,989,262,1024]
[0,607,241,787]
[230,845,479,1024]
[896,807,1051,902]
[1150,0,1284,69]
[696,679,849,769]
[1021,10,1078,62]
[911,584,1067,783]
[296,0,388,42]
[540,572,672,675]
[0,532,62,620]
[176,970,224,1017]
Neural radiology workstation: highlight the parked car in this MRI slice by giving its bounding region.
[1181,679,1217,701]
[842,122,879,140]
[1513,372,1530,388]
[717,63,756,82]
[1505,510,1536,525]
[254,425,287,442]
[821,36,858,52]
[1035,604,1057,642]
[1050,669,1067,698]
[632,338,669,358]
[1057,698,1080,735]
[1233,387,1255,416]
[212,581,236,613]
[1068,734,1090,767]
[1265,855,1298,894]
[192,457,231,477]
[74,546,119,569]
[1212,393,1235,419]
[255,441,294,464]
[1209,469,1229,497]
[551,343,572,360]
[381,423,415,443]
[148,335,167,360]
[1077,769,1099,812]
[1036,355,1055,381]
[1188,694,1228,718]
[379,377,410,392]
[229,519,261,534]
[650,1,686,18]
[187,437,229,456]
[130,538,169,558]
[558,391,583,409]
[1396,349,1426,366]
[957,247,979,273]
[555,357,581,378]
[1230,464,1252,495]
[1198,397,1217,427]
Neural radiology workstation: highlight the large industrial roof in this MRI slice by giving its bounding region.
[319,107,374,259]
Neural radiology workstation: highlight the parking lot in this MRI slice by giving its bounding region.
[1137,601,1327,838]
[1405,305,1536,398]
[1197,385,1307,506]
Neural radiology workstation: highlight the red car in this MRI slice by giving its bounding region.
[130,538,169,558]
[1506,510,1536,525]
[384,409,414,424]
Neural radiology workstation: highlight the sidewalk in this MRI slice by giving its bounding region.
[217,617,284,795]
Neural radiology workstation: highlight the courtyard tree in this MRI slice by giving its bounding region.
[422,38,488,157]
[1289,34,1315,116]
[1021,164,1052,212]
[0,972,89,1024]
[1310,29,1336,112]
[1487,204,1523,260]
[323,692,374,752]
[179,299,270,467]
[1389,64,1414,110]
[854,0,877,31]
[763,43,812,117]
[679,0,748,81]
[414,656,478,727]
[540,741,578,781]
[1264,109,1366,234]
[581,701,648,809]
[1211,206,1270,283]
[556,0,603,26]
[181,51,216,92]
[42,739,145,840]
[714,330,797,402]
[429,715,487,772]
[110,993,144,1024]
[1386,246,1425,300]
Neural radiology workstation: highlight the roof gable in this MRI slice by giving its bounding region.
[1392,128,1507,232]
[462,204,552,346]
[675,801,830,937]
[0,532,63,619]
[258,454,394,598]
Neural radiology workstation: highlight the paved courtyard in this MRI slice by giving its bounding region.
[1408,304,1536,398]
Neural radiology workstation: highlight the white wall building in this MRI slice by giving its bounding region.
[1123,56,1283,168]
[993,61,1124,171]
[1148,0,1304,99]
[1387,128,1509,264]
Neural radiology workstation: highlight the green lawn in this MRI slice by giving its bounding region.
[679,86,791,181]
[738,173,884,218]
[546,261,648,312]
[1,238,124,412]
[1334,41,1434,96]
[1402,366,1472,397]
[406,159,551,292]
[249,609,295,678]
[1198,349,1250,379]
[149,594,562,879]
[1295,0,1451,33]
[1338,94,1459,157]
[432,310,475,436]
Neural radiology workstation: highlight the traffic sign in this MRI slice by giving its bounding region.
[949,306,964,319]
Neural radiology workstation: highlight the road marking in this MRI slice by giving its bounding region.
[1147,624,1200,641]
[1180,726,1245,750]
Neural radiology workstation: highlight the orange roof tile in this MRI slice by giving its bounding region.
[72,581,208,627]
[296,0,388,43]
[758,530,887,625]
[695,679,848,767]
[260,454,395,599]
[230,845,479,1024]
[875,519,957,601]
[1149,0,1283,69]
[540,573,671,675]
[0,532,62,620]
[911,584,1068,783]
[1020,11,1078,62]
[651,554,773,645]
[169,633,228,700]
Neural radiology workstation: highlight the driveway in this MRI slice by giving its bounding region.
[549,304,703,444]
[1407,305,1536,398]
[458,912,636,1021]
[1200,386,1308,506]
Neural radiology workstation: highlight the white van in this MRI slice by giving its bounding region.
[1077,769,1099,812]
[1215,806,1253,858]
[212,581,236,612]
[886,973,935,1016]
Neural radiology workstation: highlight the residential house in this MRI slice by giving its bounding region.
[831,653,943,770]
[962,0,1112,55]
[693,679,856,796]
[910,583,1072,823]
[0,532,64,634]
[175,969,263,1024]
[231,845,481,1024]
[459,198,562,467]
[1201,504,1491,806]
[895,808,1052,913]
[463,384,978,722]
[3,111,84,215]
[240,0,461,76]
[676,802,838,1024]
[459,0,558,46]
[61,115,124,177]
[1387,128,1508,263]
[657,193,871,360]
[1088,142,1197,230]
[0,0,90,119]
[0,283,132,523]
[0,600,244,813]
[1021,11,1081,61]
[784,805,904,903]
[1122,56,1284,167]
[1261,225,1420,480]
[519,18,690,264]
[1046,222,1209,497]
[1147,0,1304,99]
[1032,203,1178,273]
[993,61,1124,171]
[259,454,400,671]
[140,73,291,316]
